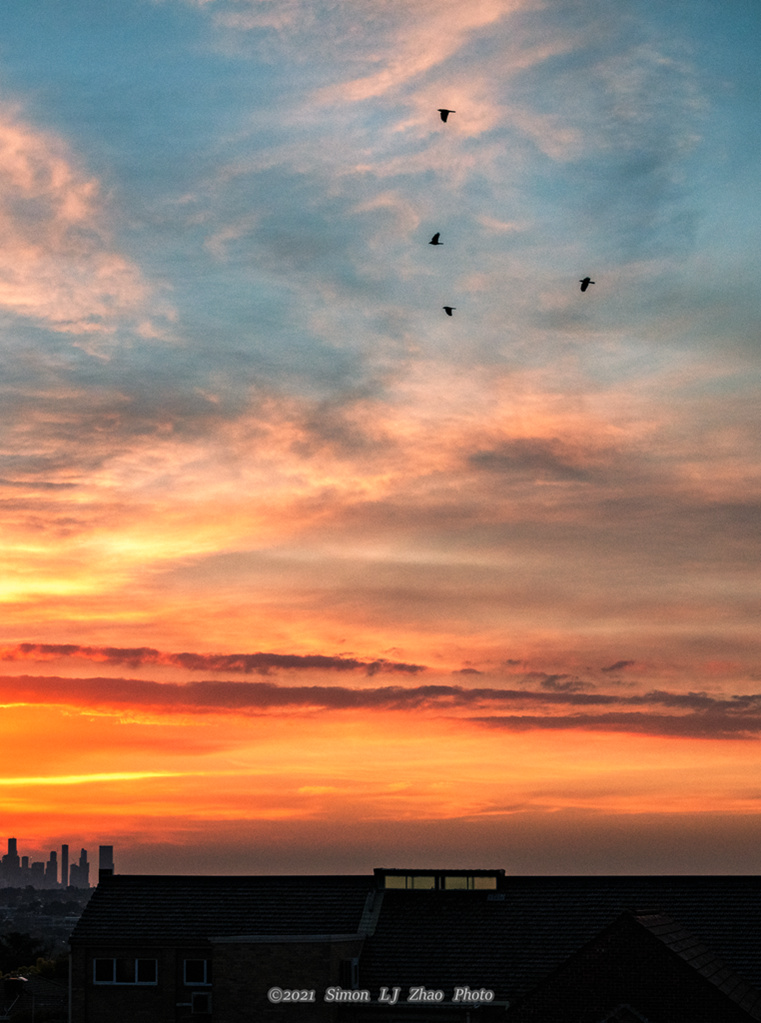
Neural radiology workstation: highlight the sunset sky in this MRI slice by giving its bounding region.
[1,0,761,876]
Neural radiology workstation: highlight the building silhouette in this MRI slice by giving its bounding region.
[69,849,90,888]
[69,869,761,1023]
[0,837,113,888]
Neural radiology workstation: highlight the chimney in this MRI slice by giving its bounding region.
[98,845,114,880]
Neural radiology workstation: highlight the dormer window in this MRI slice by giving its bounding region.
[443,875,497,890]
[375,868,503,891]
[384,874,436,889]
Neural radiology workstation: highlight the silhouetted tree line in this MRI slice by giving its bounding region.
[0,932,49,975]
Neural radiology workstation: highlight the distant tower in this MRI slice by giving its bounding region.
[70,848,90,887]
[79,848,89,887]
[61,844,69,888]
[5,838,20,868]
[3,838,21,884]
[45,850,58,888]
[99,845,114,881]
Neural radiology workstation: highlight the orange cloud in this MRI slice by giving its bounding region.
[2,663,761,742]
[3,696,760,836]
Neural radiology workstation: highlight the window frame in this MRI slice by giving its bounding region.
[383,872,499,890]
[183,958,211,986]
[191,991,212,1014]
[92,957,158,985]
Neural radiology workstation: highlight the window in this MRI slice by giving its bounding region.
[381,871,499,890]
[383,874,436,889]
[191,992,212,1014]
[184,959,210,986]
[339,957,359,989]
[136,959,157,984]
[94,959,114,983]
[443,875,497,890]
[443,875,470,890]
[473,876,498,889]
[383,875,407,889]
[93,958,157,985]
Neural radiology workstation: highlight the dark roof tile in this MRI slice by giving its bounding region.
[360,876,761,999]
[633,912,761,1019]
[71,875,374,944]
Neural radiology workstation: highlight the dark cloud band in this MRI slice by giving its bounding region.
[2,670,761,740]
[1,643,424,676]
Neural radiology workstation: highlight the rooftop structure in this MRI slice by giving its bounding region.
[69,871,761,1022]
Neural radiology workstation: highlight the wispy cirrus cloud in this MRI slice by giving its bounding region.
[0,108,170,342]
[202,0,527,98]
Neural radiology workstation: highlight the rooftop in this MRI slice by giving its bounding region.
[71,872,761,1006]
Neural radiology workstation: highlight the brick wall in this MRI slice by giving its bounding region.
[212,938,365,1023]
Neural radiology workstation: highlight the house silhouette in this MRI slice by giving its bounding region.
[69,869,761,1021]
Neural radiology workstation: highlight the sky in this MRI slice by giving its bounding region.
[0,0,760,876]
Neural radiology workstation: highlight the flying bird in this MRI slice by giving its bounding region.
[579,277,595,292]
[438,109,455,122]
[443,306,455,316]
[429,232,442,245]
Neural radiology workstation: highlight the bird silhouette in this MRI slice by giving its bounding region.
[438,109,455,122]
[429,232,442,245]
[443,306,455,316]
[579,277,595,292]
